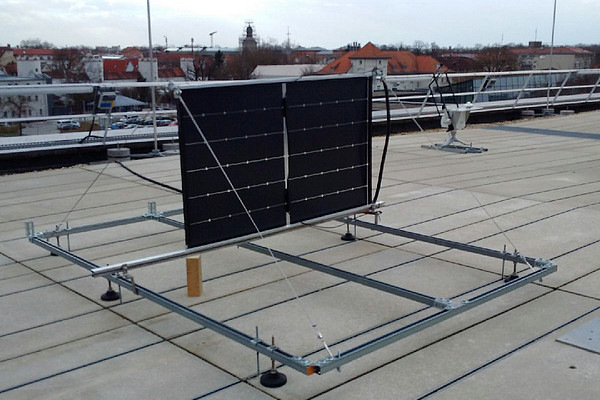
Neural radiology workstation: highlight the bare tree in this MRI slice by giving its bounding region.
[19,38,54,49]
[185,54,208,81]
[52,48,87,82]
[476,46,518,72]
[0,96,33,135]
[412,40,428,55]
[224,47,289,80]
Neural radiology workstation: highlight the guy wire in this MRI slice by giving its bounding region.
[178,96,334,357]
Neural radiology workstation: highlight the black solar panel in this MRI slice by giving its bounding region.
[178,76,372,248]
[285,77,371,222]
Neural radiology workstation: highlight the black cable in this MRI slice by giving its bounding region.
[114,160,182,194]
[79,87,102,144]
[372,79,392,203]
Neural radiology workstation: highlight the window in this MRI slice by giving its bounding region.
[35,95,38,101]
[39,109,43,115]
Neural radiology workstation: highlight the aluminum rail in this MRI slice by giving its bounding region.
[32,205,184,240]
[90,203,378,277]
[345,218,546,268]
[241,242,442,308]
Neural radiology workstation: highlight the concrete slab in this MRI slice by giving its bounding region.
[307,292,599,400]
[201,383,276,400]
[0,253,13,266]
[37,264,91,282]
[0,284,101,336]
[0,324,161,393]
[0,310,129,363]
[429,312,600,400]
[0,342,239,400]
[0,272,53,296]
[0,263,31,280]
[561,268,600,300]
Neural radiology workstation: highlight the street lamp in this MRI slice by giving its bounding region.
[147,0,159,154]
[209,31,217,48]
[545,0,557,114]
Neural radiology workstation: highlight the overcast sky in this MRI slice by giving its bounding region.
[2,0,599,50]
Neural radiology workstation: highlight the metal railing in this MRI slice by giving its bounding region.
[2,68,600,139]
[375,68,600,122]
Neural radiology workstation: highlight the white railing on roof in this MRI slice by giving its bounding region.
[1,69,600,127]
[374,68,600,123]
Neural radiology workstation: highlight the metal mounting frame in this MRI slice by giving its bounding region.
[25,202,556,376]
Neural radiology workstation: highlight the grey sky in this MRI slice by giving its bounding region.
[2,0,598,49]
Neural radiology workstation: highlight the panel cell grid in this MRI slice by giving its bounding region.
[178,76,372,248]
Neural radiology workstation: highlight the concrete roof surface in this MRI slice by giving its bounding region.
[1,111,599,399]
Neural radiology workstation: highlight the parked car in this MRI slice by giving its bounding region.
[156,119,172,127]
[57,120,81,130]
[121,116,143,125]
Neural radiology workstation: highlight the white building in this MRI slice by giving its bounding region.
[83,54,103,83]
[0,71,50,118]
[138,58,158,82]
[251,64,320,79]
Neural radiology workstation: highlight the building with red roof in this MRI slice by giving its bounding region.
[318,42,441,77]
[103,58,140,82]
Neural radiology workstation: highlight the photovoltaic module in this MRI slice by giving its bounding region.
[177,75,373,248]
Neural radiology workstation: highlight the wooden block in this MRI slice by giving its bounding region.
[186,256,203,297]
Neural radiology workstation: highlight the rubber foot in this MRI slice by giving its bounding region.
[504,274,519,283]
[101,289,121,302]
[50,252,59,257]
[341,232,356,241]
[260,370,287,388]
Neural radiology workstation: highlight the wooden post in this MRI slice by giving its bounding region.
[186,256,202,297]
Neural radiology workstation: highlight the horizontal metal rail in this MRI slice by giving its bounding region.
[3,69,600,126]
[90,204,376,277]
[345,218,547,268]
[32,204,184,240]
[241,242,441,308]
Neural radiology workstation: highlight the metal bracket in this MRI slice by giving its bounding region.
[120,267,138,295]
[25,221,35,240]
[434,297,456,310]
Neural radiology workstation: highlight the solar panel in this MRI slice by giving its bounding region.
[178,75,372,248]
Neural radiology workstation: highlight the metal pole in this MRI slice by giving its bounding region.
[545,0,557,113]
[147,0,159,154]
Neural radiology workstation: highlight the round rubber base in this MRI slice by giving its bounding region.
[101,289,121,302]
[504,274,519,283]
[341,232,356,241]
[260,370,287,388]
